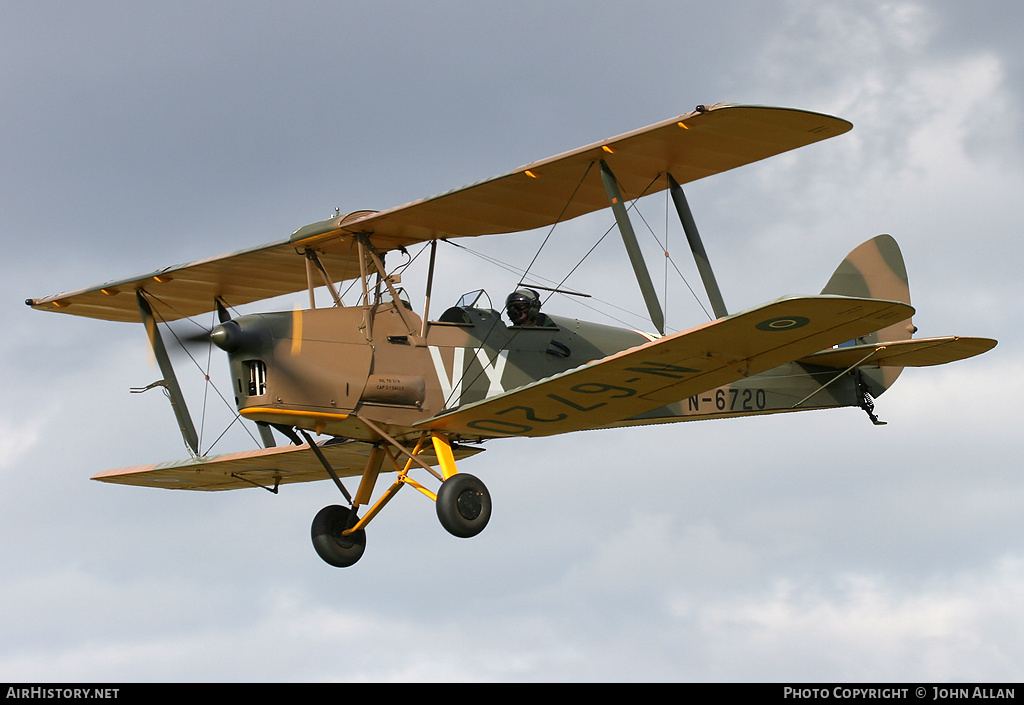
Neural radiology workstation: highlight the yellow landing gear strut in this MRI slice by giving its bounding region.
[309,422,491,568]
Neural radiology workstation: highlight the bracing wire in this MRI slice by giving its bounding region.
[436,161,596,407]
[145,292,264,454]
[630,196,713,323]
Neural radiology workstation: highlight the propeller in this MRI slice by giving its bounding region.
[147,297,284,450]
[163,297,234,354]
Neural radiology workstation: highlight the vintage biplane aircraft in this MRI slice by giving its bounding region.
[27,104,996,567]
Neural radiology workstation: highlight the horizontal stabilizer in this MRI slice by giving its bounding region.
[92,438,483,491]
[417,295,913,438]
[797,336,997,369]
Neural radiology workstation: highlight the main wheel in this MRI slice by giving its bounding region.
[311,505,366,567]
[436,473,491,538]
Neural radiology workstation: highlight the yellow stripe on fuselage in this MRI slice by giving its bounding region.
[291,308,302,356]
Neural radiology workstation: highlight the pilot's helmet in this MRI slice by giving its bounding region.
[505,287,541,325]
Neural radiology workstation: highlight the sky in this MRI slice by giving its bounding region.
[2,0,1022,682]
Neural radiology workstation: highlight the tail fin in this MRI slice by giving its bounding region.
[821,234,917,395]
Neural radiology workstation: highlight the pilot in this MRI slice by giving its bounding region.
[505,287,550,326]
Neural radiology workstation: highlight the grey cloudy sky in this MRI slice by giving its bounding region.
[2,0,1022,682]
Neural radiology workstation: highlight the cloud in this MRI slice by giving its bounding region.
[0,414,43,472]
[3,0,1020,684]
[675,555,1024,680]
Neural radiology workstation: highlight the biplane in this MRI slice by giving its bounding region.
[27,103,996,567]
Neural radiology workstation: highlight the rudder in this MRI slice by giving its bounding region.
[821,234,917,395]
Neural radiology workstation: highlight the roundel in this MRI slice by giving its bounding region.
[756,315,810,332]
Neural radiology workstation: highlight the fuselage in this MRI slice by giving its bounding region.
[217,296,863,443]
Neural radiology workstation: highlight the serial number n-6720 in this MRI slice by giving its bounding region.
[688,387,768,412]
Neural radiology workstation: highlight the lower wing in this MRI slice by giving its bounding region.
[92,438,483,491]
[417,295,914,438]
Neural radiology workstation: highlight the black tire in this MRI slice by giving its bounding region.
[436,473,491,538]
[311,505,366,567]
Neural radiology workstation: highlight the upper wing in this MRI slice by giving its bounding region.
[296,104,851,247]
[91,438,484,491]
[416,295,913,438]
[27,104,851,323]
[796,336,997,368]
[24,232,364,323]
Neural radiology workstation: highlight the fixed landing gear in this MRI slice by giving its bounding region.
[306,429,492,567]
[311,505,366,567]
[436,473,491,538]
[310,473,492,567]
